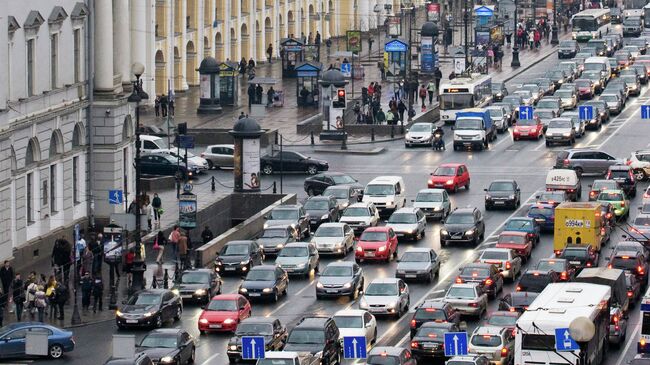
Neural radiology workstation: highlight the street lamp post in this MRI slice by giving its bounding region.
[551,0,559,45]
[511,0,521,67]
[463,0,469,71]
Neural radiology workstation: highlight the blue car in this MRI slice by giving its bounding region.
[503,217,541,245]
[527,204,556,232]
[0,322,75,359]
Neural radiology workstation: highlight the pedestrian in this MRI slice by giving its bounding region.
[528,29,535,49]
[397,100,407,122]
[80,272,92,311]
[0,260,14,302]
[0,289,6,327]
[418,85,427,108]
[255,84,263,104]
[427,80,436,104]
[374,107,386,125]
[127,199,139,214]
[248,58,256,70]
[368,37,374,53]
[12,273,24,321]
[299,86,310,106]
[34,286,47,322]
[386,109,395,125]
[51,236,72,284]
[54,282,68,320]
[378,61,386,80]
[154,96,161,117]
[76,232,87,276]
[124,249,135,286]
[151,193,162,228]
[178,232,189,271]
[301,32,306,44]
[160,94,168,117]
[103,236,122,287]
[534,29,541,48]
[247,84,256,107]
[239,112,246,119]
[143,201,152,231]
[266,43,273,63]
[201,225,214,245]
[92,277,103,312]
[169,225,181,261]
[46,276,58,320]
[239,57,247,74]
[155,230,167,264]
[91,233,103,276]
[25,279,38,320]
[81,246,93,276]
[308,32,313,45]
[315,31,321,46]
[434,68,442,92]
[169,98,175,116]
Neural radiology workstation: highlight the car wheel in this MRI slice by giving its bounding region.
[273,289,279,303]
[441,239,447,247]
[453,184,458,193]
[262,164,273,175]
[155,315,163,328]
[207,160,214,170]
[545,141,550,147]
[634,169,646,181]
[307,187,315,196]
[189,346,196,363]
[428,270,434,283]
[174,306,182,321]
[49,344,64,359]
[466,179,470,190]
[307,165,319,175]
[373,328,378,344]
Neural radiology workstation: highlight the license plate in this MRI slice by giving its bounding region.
[535,218,544,222]
[209,324,222,328]
[126,319,138,324]
[285,269,294,272]
[520,132,529,136]
[327,289,338,293]
[249,293,261,297]
[397,233,404,237]
[423,343,437,349]
[494,201,505,205]
[406,274,416,278]
[225,267,236,271]
[435,184,444,188]
[365,252,375,257]
[451,236,461,240]
[370,308,383,313]
[569,261,580,265]
[181,294,192,299]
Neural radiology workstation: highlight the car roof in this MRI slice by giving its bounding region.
[417,188,446,194]
[182,268,213,274]
[227,240,255,245]
[248,265,278,271]
[522,269,555,276]
[450,283,480,289]
[363,226,391,232]
[489,311,520,318]
[420,321,456,329]
[404,248,433,254]
[499,231,527,237]
[451,207,477,214]
[273,205,302,210]
[613,251,641,258]
[368,347,405,356]
[564,244,590,250]
[420,300,448,309]
[283,242,312,248]
[326,261,354,267]
[599,189,625,194]
[369,278,401,284]
[147,328,184,335]
[210,294,242,301]
[264,225,293,230]
[490,179,516,184]
[392,207,420,214]
[296,317,331,328]
[241,316,277,324]
[461,263,493,270]
[440,163,463,168]
[306,195,334,201]
[348,202,374,209]
[608,164,631,171]
[530,203,555,209]
[334,309,368,316]
[368,176,403,184]
[318,222,346,228]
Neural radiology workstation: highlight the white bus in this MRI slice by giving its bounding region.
[439,74,492,123]
[515,283,611,365]
[572,9,612,42]
[638,285,650,353]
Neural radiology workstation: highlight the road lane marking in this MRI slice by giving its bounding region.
[265,279,315,318]
[199,352,222,365]
[615,321,640,365]
[596,104,641,149]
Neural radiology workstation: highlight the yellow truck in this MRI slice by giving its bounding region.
[553,202,608,255]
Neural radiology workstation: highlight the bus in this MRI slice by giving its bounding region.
[639,285,650,353]
[438,74,492,123]
[515,283,611,365]
[644,3,650,27]
[571,9,612,42]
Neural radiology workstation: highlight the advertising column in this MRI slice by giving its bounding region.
[421,37,434,73]
[241,139,261,191]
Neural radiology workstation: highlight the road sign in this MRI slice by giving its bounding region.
[178,135,195,149]
[642,105,650,119]
[241,336,265,360]
[108,190,123,205]
[343,336,367,359]
[579,105,593,120]
[341,62,352,77]
[519,106,534,120]
[554,328,580,352]
[444,332,468,356]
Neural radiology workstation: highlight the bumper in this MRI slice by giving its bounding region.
[513,131,539,140]
[199,321,238,332]
[428,182,457,190]
[316,245,347,255]
[609,327,625,344]
[280,265,311,275]
[116,316,158,328]
[356,251,390,261]
[452,305,484,316]
[454,140,484,150]
[485,199,517,208]
[500,269,515,279]
[420,208,445,219]
[215,265,248,275]
[262,246,284,255]
[411,347,446,359]
[405,138,433,146]
[361,306,400,315]
[394,230,419,240]
[316,286,355,297]
[241,291,276,300]
[396,271,430,280]
[545,136,572,144]
[178,291,210,302]
[441,234,476,244]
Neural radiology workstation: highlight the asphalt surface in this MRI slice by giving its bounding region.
[30,50,650,365]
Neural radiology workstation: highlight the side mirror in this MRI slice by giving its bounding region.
[411,199,415,202]
[440,220,445,224]
[483,188,488,192]
[588,184,593,188]
[430,173,434,176]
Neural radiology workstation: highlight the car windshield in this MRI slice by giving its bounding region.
[460,267,489,277]
[529,207,553,216]
[416,192,443,202]
[621,76,637,84]
[489,182,514,191]
[221,244,250,256]
[331,175,356,184]
[634,217,650,226]
[388,213,417,224]
[207,299,238,311]
[536,260,564,272]
[488,109,504,117]
[417,326,447,339]
[236,323,274,335]
[333,315,363,329]
[623,18,640,26]
[314,226,343,237]
[471,334,502,347]
[414,308,447,320]
[321,266,352,277]
[446,213,475,225]
[447,287,476,298]
[410,124,432,132]
[129,293,161,305]
[140,334,177,349]
[499,235,526,244]
[270,209,300,220]
[287,328,325,345]
[548,120,572,129]
[480,250,508,260]
[433,167,456,176]
[519,274,551,291]
[609,170,631,179]
[401,252,430,262]
[593,180,618,190]
[616,54,630,61]
[505,219,532,230]
[576,80,591,88]
[503,97,522,106]
[555,90,573,98]
[365,184,395,196]
[245,270,275,281]
[343,207,370,217]
[520,118,540,126]
[548,71,564,79]
[365,283,398,296]
[367,355,398,365]
[512,293,538,306]
[611,257,638,270]
[598,192,624,201]
[489,315,518,327]
[559,41,575,48]
[261,229,288,238]
[304,200,329,210]
[562,248,588,258]
[491,83,504,92]
[360,231,388,242]
[278,246,308,257]
[180,272,209,284]
[456,118,483,130]
[537,100,558,109]
[324,187,348,199]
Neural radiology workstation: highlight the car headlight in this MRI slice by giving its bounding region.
[485,195,492,200]
[195,289,207,295]
[171,289,179,296]
[263,288,274,293]
[229,345,238,351]
[143,311,155,318]
[321,214,330,220]
[160,356,174,364]
[434,206,442,211]
[199,318,209,324]
[263,223,269,229]
[116,310,124,317]
[387,302,396,309]
[240,260,250,265]
[276,243,284,249]
[359,298,368,308]
[378,246,387,252]
[441,229,448,235]
[466,229,475,236]
[239,287,248,293]
[290,223,297,229]
[343,282,352,289]
[296,263,307,269]
[563,132,571,137]
[445,179,454,185]
[223,318,236,324]
[509,195,515,199]
[316,281,324,289]
[496,92,503,97]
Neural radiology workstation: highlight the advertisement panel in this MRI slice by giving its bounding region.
[421,37,434,73]
[179,193,197,228]
[242,139,261,191]
[426,3,440,22]
[347,30,362,53]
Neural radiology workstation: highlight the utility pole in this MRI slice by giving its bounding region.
[464,0,469,72]
[511,0,521,67]
[551,0,559,45]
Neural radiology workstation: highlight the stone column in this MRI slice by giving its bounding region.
[359,0,370,31]
[131,0,147,70]
[95,0,115,91]
[114,0,132,85]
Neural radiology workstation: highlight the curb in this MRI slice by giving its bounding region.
[313,147,386,155]
[63,317,116,329]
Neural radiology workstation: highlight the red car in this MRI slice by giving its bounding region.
[355,227,398,263]
[427,163,470,193]
[495,231,533,262]
[198,294,251,334]
[513,117,544,140]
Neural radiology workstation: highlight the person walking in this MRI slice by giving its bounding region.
[151,193,162,228]
[385,109,395,125]
[54,282,68,321]
[103,237,122,288]
[46,276,58,320]
[80,272,92,311]
[427,81,436,105]
[169,98,175,116]
[0,261,14,303]
[419,85,427,108]
[34,286,47,322]
[178,232,189,271]
[81,246,93,276]
[160,94,168,117]
[397,100,407,122]
[315,31,321,46]
[124,249,135,286]
[90,233,103,276]
[12,273,24,321]
[169,225,181,261]
[247,84,256,108]
[75,232,87,277]
[255,84,264,104]
[434,68,443,92]
[378,61,386,81]
[266,44,273,63]
[0,289,6,327]
[154,96,161,117]
[201,226,214,245]
[155,231,167,265]
[52,236,72,284]
[375,107,386,125]
[92,277,104,313]
[142,201,152,231]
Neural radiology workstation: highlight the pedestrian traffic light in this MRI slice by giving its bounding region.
[177,122,187,135]
[333,89,346,109]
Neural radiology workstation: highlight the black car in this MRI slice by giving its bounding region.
[239,265,289,302]
[409,300,461,338]
[607,164,637,197]
[140,154,192,179]
[410,322,461,361]
[608,251,648,285]
[316,261,364,299]
[136,329,195,365]
[227,317,288,363]
[116,289,183,329]
[104,353,153,365]
[284,317,340,365]
[440,207,486,246]
[171,269,222,304]
[535,258,575,281]
[484,180,520,210]
[516,270,561,293]
[626,272,642,303]
[304,195,340,229]
[491,82,509,102]
[261,151,329,175]
[456,263,504,299]
[214,240,264,275]
[498,292,539,313]
[558,244,599,271]
[558,40,579,58]
[304,172,362,196]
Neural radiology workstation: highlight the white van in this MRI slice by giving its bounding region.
[140,135,167,153]
[545,169,582,201]
[584,56,612,81]
[362,176,406,214]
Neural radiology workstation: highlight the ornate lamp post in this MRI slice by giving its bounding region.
[511,0,521,67]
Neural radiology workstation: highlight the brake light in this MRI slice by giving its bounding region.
[411,341,419,348]
[428,334,438,338]
[561,271,567,280]
[607,212,613,219]
[533,272,540,276]
[628,291,634,297]
[600,227,606,235]
[613,315,619,324]
[587,262,592,267]
[516,286,522,291]
[456,277,463,284]
[509,307,516,312]
[506,261,512,270]
[485,278,494,286]
[616,325,620,331]
[606,172,612,179]
[621,201,626,207]
[638,266,645,275]
[501,347,509,357]
[428,180,434,185]
[469,302,478,307]
[642,338,647,347]
[563,159,570,167]
[590,191,597,197]
[608,264,613,269]
[555,250,562,256]
[425,308,437,312]
[626,159,632,165]
[410,319,417,328]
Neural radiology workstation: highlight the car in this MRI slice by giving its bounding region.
[491,82,509,101]
[597,189,630,219]
[214,240,264,275]
[409,300,461,338]
[171,269,222,304]
[608,57,623,75]
[303,195,340,229]
[560,61,581,79]
[284,317,341,364]
[535,97,562,116]
[625,150,650,181]
[405,122,435,147]
[116,289,183,329]
[486,105,510,133]
[333,309,377,348]
[275,243,320,277]
[201,144,234,169]
[226,317,287,362]
[535,190,567,207]
[339,202,380,234]
[606,164,637,197]
[410,322,462,361]
[151,148,209,174]
[626,272,642,303]
[545,69,568,88]
[444,355,492,365]
[582,70,606,92]
[605,81,628,102]
[532,78,556,95]
[261,150,329,175]
[503,217,541,245]
[631,64,649,83]
[484,311,520,337]
[558,40,579,58]
[323,185,360,210]
[359,278,410,318]
[620,74,641,96]
[502,95,525,117]
[197,294,251,334]
[412,188,452,220]
[140,154,192,179]
[558,244,599,271]
[555,148,622,176]
[599,93,623,114]
[310,222,355,256]
[303,172,362,197]
[316,261,365,299]
[484,180,520,210]
[629,213,650,244]
[575,78,596,99]
[493,102,517,124]
[498,291,539,313]
[264,204,310,239]
[256,225,298,256]
[440,207,485,246]
[396,248,441,283]
[521,84,544,104]
[516,269,561,293]
[103,353,153,365]
[238,265,289,302]
[475,248,522,281]
[428,163,470,193]
[584,100,610,123]
[615,50,632,67]
[554,88,578,109]
[367,347,416,365]
[468,326,514,365]
[455,263,504,299]
[386,207,427,241]
[612,240,650,260]
[496,231,534,262]
[443,283,488,318]
[532,109,555,132]
[588,179,620,201]
[527,203,556,232]
[544,118,576,146]
[356,226,399,263]
[608,251,648,285]
[513,89,534,105]
[0,323,75,359]
[561,111,586,138]
[609,306,628,346]
[136,329,195,365]
[535,258,575,281]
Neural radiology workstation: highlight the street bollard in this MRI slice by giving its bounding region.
[152,273,158,288]
[211,176,216,192]
[371,128,375,141]
[108,285,117,309]
[275,130,279,144]
[390,125,395,139]
[273,181,277,194]
[163,269,169,289]
[174,263,180,283]
[310,131,315,145]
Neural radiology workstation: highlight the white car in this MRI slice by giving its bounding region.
[404,123,435,147]
[151,148,209,173]
[339,202,380,234]
[626,150,650,181]
[332,310,377,349]
[412,188,451,220]
[442,283,488,318]
[359,278,410,318]
[468,326,514,365]
[486,106,510,133]
[310,223,355,256]
[554,89,578,110]
[385,207,427,241]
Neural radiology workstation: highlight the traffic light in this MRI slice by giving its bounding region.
[177,122,187,135]
[332,89,346,109]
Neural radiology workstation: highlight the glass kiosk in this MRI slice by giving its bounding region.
[218,61,239,106]
[280,38,305,78]
[295,62,322,107]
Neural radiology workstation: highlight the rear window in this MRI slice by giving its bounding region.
[609,170,631,179]
[562,248,588,258]
[460,267,490,278]
[598,192,624,201]
[522,334,555,350]
[528,207,553,217]
[498,235,526,244]
[611,256,639,270]
[519,274,551,292]
[480,251,508,260]
[367,355,398,365]
[512,293,538,306]
[414,308,448,321]
[471,334,502,347]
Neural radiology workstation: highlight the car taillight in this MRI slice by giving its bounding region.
[606,212,613,219]
[561,271,567,280]
[613,315,619,324]
[509,307,516,312]
[563,159,569,167]
[616,325,620,331]
[586,262,592,267]
[428,180,434,185]
[621,201,626,207]
[638,266,645,275]
[456,277,463,284]
[606,172,612,179]
[501,347,509,357]
[411,319,417,328]
[506,261,512,270]
[555,250,562,256]
[516,286,522,291]
[469,302,478,307]
[641,338,647,347]
[644,192,650,199]
[590,191,597,197]
[411,341,419,348]
[628,291,634,297]
[485,278,493,286]
[608,264,613,269]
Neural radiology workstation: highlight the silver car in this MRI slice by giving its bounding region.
[264,205,310,239]
[405,123,435,147]
[339,202,380,234]
[412,188,451,220]
[359,278,410,319]
[323,185,360,211]
[554,89,578,110]
[201,144,234,169]
[475,248,522,281]
[395,248,440,282]
[485,106,510,133]
[275,243,320,277]
[310,223,355,256]
[443,283,488,318]
[385,207,426,241]
[545,118,576,146]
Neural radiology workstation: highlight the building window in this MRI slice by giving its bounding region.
[50,165,57,213]
[26,173,33,223]
[42,179,48,208]
[73,29,81,83]
[27,39,35,96]
[50,33,58,89]
[73,156,79,204]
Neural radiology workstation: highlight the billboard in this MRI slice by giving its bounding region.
[421,38,434,73]
[242,139,261,191]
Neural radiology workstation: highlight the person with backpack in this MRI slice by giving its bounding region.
[54,282,68,321]
[34,287,47,322]
[151,193,162,228]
